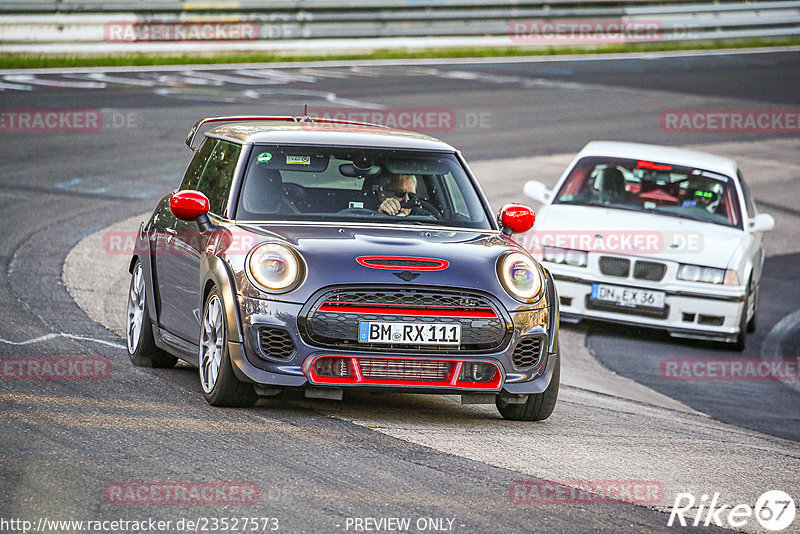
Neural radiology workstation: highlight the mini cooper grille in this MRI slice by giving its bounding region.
[358,358,451,381]
[633,260,667,281]
[323,290,487,309]
[512,337,544,368]
[258,327,295,360]
[303,288,508,353]
[599,256,631,277]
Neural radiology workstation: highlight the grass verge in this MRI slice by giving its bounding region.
[1,37,799,69]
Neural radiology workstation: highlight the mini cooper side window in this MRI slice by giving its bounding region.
[180,137,216,191]
[182,138,242,215]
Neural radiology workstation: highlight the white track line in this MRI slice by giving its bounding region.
[0,333,125,350]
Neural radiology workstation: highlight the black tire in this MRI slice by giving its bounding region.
[127,259,178,368]
[730,282,751,352]
[746,283,758,333]
[200,287,257,407]
[496,354,560,421]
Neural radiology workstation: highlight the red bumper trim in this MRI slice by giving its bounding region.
[305,355,503,390]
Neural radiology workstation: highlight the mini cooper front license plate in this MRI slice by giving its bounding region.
[358,322,461,345]
[591,283,666,309]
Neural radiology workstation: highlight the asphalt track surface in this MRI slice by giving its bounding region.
[0,49,799,533]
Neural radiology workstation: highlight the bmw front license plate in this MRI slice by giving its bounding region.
[591,283,666,309]
[359,322,461,345]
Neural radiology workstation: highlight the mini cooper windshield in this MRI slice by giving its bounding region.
[235,146,493,229]
[554,156,743,229]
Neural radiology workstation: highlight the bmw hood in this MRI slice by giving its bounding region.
[523,204,747,268]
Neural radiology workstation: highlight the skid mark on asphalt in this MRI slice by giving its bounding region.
[761,308,800,395]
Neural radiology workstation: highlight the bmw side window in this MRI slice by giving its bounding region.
[180,137,217,191]
[195,139,242,215]
[738,170,757,219]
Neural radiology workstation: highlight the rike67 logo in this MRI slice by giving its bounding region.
[668,490,795,531]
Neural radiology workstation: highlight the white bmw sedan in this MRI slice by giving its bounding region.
[522,141,774,350]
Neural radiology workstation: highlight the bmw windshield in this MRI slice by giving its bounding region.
[554,156,743,229]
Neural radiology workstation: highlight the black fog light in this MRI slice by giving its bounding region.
[314,357,350,378]
[459,362,496,383]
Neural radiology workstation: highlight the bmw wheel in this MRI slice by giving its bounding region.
[200,287,257,407]
[127,259,177,368]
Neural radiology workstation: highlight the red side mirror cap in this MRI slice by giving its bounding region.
[170,190,210,221]
[499,203,535,235]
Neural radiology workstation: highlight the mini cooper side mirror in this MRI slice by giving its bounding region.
[499,203,535,236]
[170,190,214,232]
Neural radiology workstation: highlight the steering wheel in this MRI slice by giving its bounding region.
[283,183,310,212]
[402,198,441,218]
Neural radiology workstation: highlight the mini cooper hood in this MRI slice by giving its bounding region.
[529,204,746,268]
[236,223,525,302]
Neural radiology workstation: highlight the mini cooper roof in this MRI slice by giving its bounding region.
[187,115,457,153]
[577,141,740,179]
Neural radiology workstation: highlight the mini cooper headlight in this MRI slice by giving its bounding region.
[248,243,303,292]
[677,263,725,285]
[499,252,544,302]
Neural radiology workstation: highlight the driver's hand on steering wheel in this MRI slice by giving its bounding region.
[379,197,410,216]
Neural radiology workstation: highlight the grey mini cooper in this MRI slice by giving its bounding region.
[126,114,561,421]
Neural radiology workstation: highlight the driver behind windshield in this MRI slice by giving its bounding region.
[378,173,417,216]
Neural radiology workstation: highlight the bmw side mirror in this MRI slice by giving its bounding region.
[749,213,775,233]
[523,180,553,204]
[499,203,535,236]
[170,190,215,232]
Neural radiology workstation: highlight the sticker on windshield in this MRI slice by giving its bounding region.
[286,155,311,165]
[559,194,574,201]
[257,152,272,163]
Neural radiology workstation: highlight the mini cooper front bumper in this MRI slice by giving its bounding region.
[228,283,559,397]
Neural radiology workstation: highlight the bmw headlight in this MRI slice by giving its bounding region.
[543,246,588,268]
[498,252,544,302]
[247,243,303,292]
[677,263,727,285]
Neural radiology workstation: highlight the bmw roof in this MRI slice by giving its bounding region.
[577,141,740,179]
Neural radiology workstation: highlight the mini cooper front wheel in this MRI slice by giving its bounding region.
[127,259,177,368]
[200,287,257,407]
[496,355,560,421]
